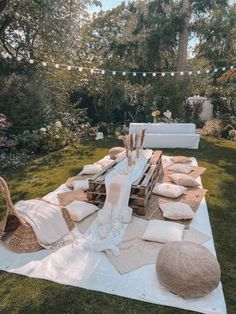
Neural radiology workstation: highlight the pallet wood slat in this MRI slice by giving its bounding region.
[87,151,163,215]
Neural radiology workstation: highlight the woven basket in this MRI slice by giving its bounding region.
[156,241,221,299]
[0,177,75,253]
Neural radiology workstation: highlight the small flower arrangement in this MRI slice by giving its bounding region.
[151,110,160,123]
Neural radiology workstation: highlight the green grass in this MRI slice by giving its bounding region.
[0,136,235,314]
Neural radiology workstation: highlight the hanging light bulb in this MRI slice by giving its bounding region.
[197,70,201,74]
[180,72,184,76]
[188,71,192,75]
[206,69,210,74]
[90,69,94,74]
[101,70,105,74]
[112,71,116,75]
[79,67,83,72]
[55,64,59,68]
[67,66,72,70]
[230,65,234,70]
[161,72,166,77]
[143,73,146,77]
[214,68,218,72]
[152,72,156,77]
[171,72,175,76]
[42,61,47,67]
[122,72,126,76]
[133,72,137,76]
[29,59,34,64]
[222,67,226,71]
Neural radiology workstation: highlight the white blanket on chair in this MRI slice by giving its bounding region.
[15,200,73,249]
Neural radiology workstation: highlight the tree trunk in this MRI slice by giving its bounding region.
[176,0,191,73]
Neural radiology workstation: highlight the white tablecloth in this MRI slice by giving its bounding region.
[129,123,196,134]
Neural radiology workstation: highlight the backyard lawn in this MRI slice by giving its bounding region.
[0,136,235,314]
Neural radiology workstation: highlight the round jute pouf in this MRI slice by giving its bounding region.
[156,241,221,299]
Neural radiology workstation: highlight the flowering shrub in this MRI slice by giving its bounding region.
[202,120,222,137]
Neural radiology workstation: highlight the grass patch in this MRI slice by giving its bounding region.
[0,136,235,313]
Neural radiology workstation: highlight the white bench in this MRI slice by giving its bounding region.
[129,123,200,149]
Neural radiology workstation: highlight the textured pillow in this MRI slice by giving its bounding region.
[171,156,192,164]
[159,202,195,220]
[169,173,200,187]
[73,179,89,191]
[156,241,221,299]
[142,220,185,243]
[153,183,186,198]
[168,164,193,174]
[66,201,98,222]
[81,164,102,175]
[57,189,87,206]
[96,157,114,169]
[109,147,126,160]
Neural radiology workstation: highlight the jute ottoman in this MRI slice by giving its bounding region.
[156,241,221,299]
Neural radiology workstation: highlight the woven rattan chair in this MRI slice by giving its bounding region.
[0,177,75,253]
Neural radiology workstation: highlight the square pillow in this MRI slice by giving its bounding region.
[109,147,126,160]
[57,189,87,206]
[153,183,186,198]
[81,164,102,175]
[66,201,99,222]
[169,173,200,187]
[73,179,89,191]
[96,157,114,169]
[171,156,192,164]
[168,164,193,174]
[142,220,185,243]
[159,202,195,220]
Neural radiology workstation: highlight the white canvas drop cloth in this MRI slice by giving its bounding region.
[0,157,226,314]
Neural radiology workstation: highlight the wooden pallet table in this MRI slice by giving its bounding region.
[87,151,163,216]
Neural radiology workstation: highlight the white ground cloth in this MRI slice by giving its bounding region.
[0,157,226,314]
[129,123,200,149]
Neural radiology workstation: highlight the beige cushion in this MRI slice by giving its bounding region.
[159,202,195,220]
[156,241,221,299]
[168,164,193,174]
[169,173,200,187]
[171,156,192,164]
[109,147,126,160]
[153,183,186,198]
[66,201,98,222]
[96,157,114,169]
[57,189,87,206]
[142,220,185,243]
[81,164,102,175]
[73,179,89,191]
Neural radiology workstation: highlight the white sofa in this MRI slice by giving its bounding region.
[129,123,200,149]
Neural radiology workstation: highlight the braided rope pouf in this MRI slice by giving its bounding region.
[156,241,221,299]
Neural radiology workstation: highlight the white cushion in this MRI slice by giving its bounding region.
[159,202,195,220]
[81,164,102,175]
[66,201,98,222]
[169,173,200,187]
[153,183,186,198]
[142,220,185,243]
[73,179,89,191]
[168,164,193,174]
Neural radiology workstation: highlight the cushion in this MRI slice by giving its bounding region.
[156,241,221,298]
[153,183,186,198]
[159,202,195,220]
[171,156,192,164]
[169,173,200,187]
[73,179,89,191]
[81,164,102,175]
[142,220,185,243]
[57,189,87,206]
[96,157,114,169]
[168,164,193,174]
[109,147,126,160]
[66,201,98,222]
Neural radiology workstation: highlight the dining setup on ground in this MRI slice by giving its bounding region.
[0,126,226,314]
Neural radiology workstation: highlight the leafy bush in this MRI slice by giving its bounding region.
[221,124,234,139]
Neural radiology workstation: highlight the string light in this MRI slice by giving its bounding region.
[2,54,235,77]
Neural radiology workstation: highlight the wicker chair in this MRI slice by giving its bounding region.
[0,177,74,253]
